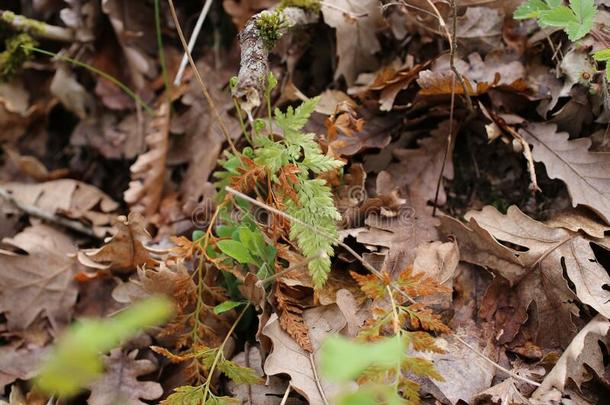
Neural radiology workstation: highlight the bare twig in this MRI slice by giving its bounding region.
[224,186,542,387]
[167,0,239,155]
[234,7,318,114]
[0,10,74,42]
[279,384,291,405]
[0,187,98,238]
[309,353,329,405]
[173,0,214,85]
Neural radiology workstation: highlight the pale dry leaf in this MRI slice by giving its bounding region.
[77,213,156,273]
[420,326,497,404]
[456,7,504,53]
[50,65,94,119]
[321,0,382,84]
[412,240,459,285]
[262,305,346,404]
[474,377,530,405]
[544,207,610,239]
[226,347,306,405]
[520,123,610,224]
[532,315,610,401]
[0,343,49,389]
[124,102,170,217]
[1,179,119,237]
[88,349,163,405]
[0,80,38,143]
[3,147,68,181]
[0,224,79,330]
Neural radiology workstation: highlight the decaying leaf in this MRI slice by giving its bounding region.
[321,0,382,84]
[77,213,156,273]
[441,205,610,348]
[1,179,119,237]
[475,377,530,405]
[532,315,610,401]
[124,102,170,217]
[0,224,79,331]
[263,305,347,404]
[87,349,163,405]
[0,343,49,389]
[520,122,610,224]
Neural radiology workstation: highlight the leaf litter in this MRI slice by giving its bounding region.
[1,0,610,404]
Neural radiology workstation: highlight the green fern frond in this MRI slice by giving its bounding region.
[274,97,320,140]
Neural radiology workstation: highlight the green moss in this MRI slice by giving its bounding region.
[255,10,288,49]
[0,33,38,82]
[279,0,321,13]
[1,11,16,23]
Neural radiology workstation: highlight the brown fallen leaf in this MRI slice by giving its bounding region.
[87,348,163,405]
[0,224,79,331]
[124,102,170,217]
[1,179,119,237]
[262,305,347,404]
[77,213,156,273]
[531,315,610,402]
[456,7,504,53]
[0,343,49,390]
[474,377,530,405]
[520,122,610,224]
[3,147,69,181]
[321,0,382,85]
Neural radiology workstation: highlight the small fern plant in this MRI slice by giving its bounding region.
[217,79,344,288]
[321,267,451,404]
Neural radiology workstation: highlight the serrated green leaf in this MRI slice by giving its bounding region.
[217,359,263,384]
[213,300,244,314]
[593,49,610,61]
[514,0,552,19]
[538,5,576,26]
[217,240,255,264]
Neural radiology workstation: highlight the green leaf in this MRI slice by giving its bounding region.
[217,240,255,264]
[538,5,575,26]
[320,335,403,382]
[514,0,552,19]
[593,49,610,61]
[213,300,244,314]
[217,358,263,384]
[35,296,173,397]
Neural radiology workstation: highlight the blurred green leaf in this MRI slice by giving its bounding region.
[320,335,403,382]
[213,300,244,315]
[35,296,173,397]
[217,240,255,264]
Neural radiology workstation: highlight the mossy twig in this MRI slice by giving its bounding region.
[0,10,74,42]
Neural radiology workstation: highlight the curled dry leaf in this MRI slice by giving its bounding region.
[520,122,610,224]
[474,377,531,405]
[87,349,163,405]
[3,147,69,181]
[532,315,610,402]
[0,224,79,331]
[442,205,610,348]
[77,213,156,273]
[124,102,170,217]
[263,305,347,404]
[1,179,119,237]
[320,0,382,85]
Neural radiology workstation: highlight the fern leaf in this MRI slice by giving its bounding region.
[274,96,320,140]
[217,358,263,384]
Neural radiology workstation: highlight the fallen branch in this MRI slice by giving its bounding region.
[0,186,98,238]
[233,6,319,115]
[0,10,74,42]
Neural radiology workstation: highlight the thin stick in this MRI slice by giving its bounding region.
[167,0,239,155]
[224,186,542,387]
[279,384,291,405]
[174,0,214,85]
[0,187,98,238]
[308,353,329,405]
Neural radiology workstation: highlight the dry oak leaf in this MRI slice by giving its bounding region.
[520,122,610,224]
[1,179,119,237]
[77,213,156,273]
[531,315,610,402]
[0,224,79,330]
[474,377,530,405]
[0,343,49,389]
[87,348,163,405]
[124,102,170,217]
[262,305,347,405]
[321,0,382,85]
